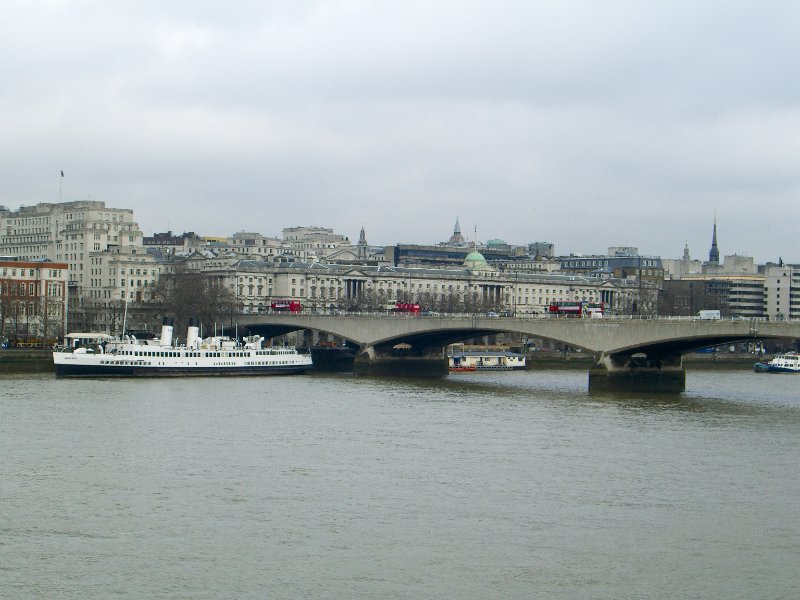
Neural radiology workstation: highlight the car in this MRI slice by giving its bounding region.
[486,311,499,318]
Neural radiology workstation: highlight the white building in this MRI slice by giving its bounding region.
[176,250,644,317]
[227,231,285,258]
[764,264,800,320]
[0,200,160,331]
[662,244,703,279]
[282,226,352,261]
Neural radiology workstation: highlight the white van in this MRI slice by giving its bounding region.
[696,310,721,320]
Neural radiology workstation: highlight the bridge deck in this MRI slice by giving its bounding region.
[238,314,800,356]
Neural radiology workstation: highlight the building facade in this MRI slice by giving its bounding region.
[528,242,555,258]
[764,264,800,320]
[281,226,352,261]
[226,231,285,258]
[558,253,665,285]
[143,231,204,256]
[172,250,647,318]
[0,258,68,341]
[0,201,160,332]
[661,240,768,318]
[662,274,766,318]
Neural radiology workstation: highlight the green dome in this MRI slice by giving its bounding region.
[464,250,487,268]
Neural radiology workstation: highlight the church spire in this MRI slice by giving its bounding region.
[357,225,367,260]
[448,217,465,245]
[708,215,719,265]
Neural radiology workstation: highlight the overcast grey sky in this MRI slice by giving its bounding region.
[1,1,798,262]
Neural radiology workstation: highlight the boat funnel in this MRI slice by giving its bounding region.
[186,318,200,349]
[160,317,174,347]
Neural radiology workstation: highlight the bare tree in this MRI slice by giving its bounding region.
[615,284,659,316]
[460,290,497,314]
[148,269,239,331]
[0,295,11,339]
[341,288,386,313]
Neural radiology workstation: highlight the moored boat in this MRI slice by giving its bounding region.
[754,352,800,373]
[448,350,526,371]
[53,318,313,377]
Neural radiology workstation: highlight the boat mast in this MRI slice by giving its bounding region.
[121,296,129,337]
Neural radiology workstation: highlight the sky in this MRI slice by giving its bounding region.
[1,1,798,263]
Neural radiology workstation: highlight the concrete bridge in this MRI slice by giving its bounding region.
[238,313,800,391]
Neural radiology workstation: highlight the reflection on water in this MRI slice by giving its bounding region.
[1,368,798,599]
[445,368,800,415]
[0,356,53,374]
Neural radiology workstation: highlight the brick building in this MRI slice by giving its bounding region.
[0,258,68,341]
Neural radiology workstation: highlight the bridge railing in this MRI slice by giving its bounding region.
[239,310,796,323]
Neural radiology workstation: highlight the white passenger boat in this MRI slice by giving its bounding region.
[754,352,800,373]
[53,318,313,377]
[448,350,526,371]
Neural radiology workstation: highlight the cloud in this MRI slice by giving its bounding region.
[1,0,798,262]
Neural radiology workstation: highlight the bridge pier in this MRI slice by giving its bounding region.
[353,344,449,377]
[589,353,686,393]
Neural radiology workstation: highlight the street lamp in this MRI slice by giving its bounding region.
[512,271,517,317]
[636,254,642,316]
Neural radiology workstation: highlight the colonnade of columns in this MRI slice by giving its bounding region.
[344,279,365,300]
[479,284,503,303]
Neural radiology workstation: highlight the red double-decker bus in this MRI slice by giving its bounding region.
[389,302,421,315]
[548,301,605,318]
[271,300,302,313]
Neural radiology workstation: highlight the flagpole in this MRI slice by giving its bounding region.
[122,296,129,338]
[59,170,64,202]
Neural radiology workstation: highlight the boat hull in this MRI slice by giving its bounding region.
[53,362,312,377]
[754,362,800,373]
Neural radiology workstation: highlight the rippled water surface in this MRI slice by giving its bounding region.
[1,369,798,599]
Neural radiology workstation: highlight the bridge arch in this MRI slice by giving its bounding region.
[237,314,800,390]
[239,314,800,357]
[241,318,600,355]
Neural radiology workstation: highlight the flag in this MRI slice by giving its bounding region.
[60,170,64,177]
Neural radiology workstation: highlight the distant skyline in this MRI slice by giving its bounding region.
[2,1,798,263]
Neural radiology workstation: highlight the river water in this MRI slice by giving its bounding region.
[1,368,798,599]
